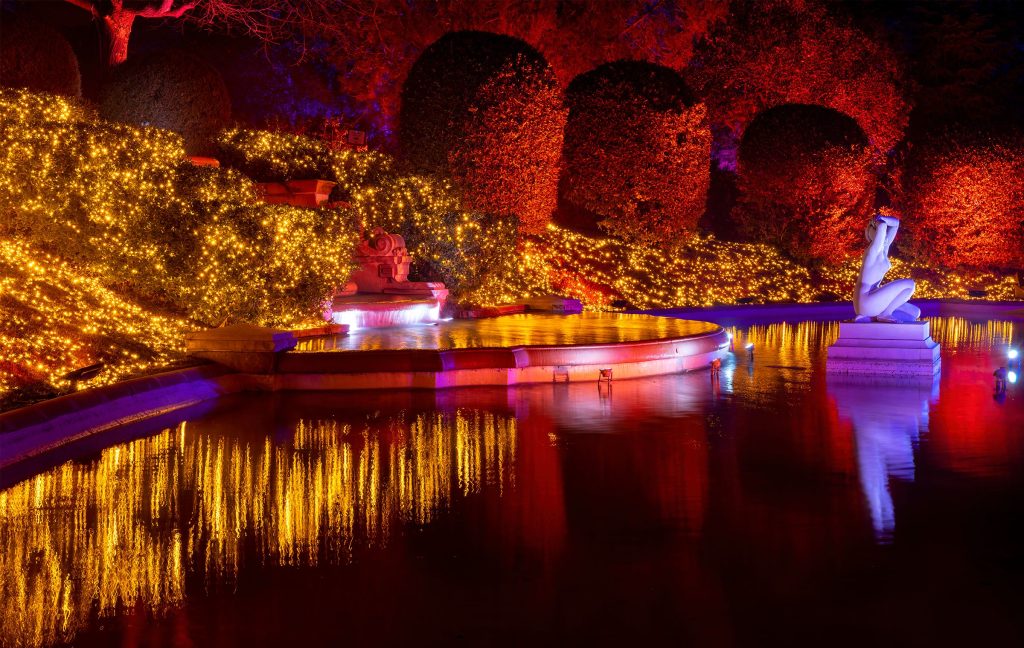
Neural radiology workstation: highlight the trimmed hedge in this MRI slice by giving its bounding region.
[691,0,909,167]
[899,131,1024,270]
[398,31,566,233]
[1,89,356,327]
[562,60,711,243]
[735,104,875,265]
[99,50,231,155]
[0,15,81,97]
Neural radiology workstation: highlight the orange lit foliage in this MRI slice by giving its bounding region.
[399,31,565,233]
[0,14,81,98]
[691,0,909,165]
[562,61,711,243]
[735,104,875,265]
[899,132,1024,270]
[322,0,727,146]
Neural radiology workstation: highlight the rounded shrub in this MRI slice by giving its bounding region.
[99,50,231,155]
[0,15,81,97]
[562,60,711,243]
[690,0,908,168]
[899,131,1024,270]
[735,104,875,265]
[398,30,566,233]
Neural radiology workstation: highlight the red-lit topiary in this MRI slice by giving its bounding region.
[562,60,711,243]
[691,0,909,168]
[399,31,565,233]
[899,131,1024,270]
[99,50,231,155]
[320,0,727,148]
[0,15,81,97]
[735,104,875,265]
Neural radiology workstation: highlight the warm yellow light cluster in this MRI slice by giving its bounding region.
[0,411,516,647]
[0,90,358,400]
[0,87,95,125]
[466,223,1019,309]
[218,127,523,297]
[0,238,190,398]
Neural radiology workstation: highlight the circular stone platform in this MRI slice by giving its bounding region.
[297,312,720,351]
[272,313,728,390]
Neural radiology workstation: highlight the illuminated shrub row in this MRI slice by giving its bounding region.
[734,104,875,265]
[217,127,523,297]
[0,88,357,328]
[99,51,232,155]
[691,0,909,165]
[0,15,81,98]
[399,31,566,233]
[0,238,191,402]
[899,132,1024,270]
[562,61,711,243]
[465,224,1019,311]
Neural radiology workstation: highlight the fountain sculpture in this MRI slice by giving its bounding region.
[325,228,448,329]
[827,215,940,376]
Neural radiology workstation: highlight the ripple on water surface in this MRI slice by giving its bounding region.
[1,317,1021,647]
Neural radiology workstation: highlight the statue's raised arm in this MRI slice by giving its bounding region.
[853,215,920,323]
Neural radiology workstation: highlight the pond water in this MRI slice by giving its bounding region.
[1,317,1021,647]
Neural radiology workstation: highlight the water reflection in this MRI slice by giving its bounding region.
[0,317,1021,646]
[829,375,939,541]
[0,408,517,648]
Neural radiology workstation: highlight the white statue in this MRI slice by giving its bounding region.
[854,215,920,323]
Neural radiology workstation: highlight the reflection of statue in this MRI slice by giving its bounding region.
[854,215,920,323]
[829,375,938,541]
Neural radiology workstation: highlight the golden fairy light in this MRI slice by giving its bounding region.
[0,88,1015,402]
[0,410,517,648]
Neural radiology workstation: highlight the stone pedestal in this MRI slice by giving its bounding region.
[827,320,940,376]
[185,323,297,373]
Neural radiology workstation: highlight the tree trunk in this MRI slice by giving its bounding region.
[103,10,136,67]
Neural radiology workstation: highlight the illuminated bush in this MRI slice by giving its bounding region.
[899,132,1024,270]
[691,0,909,167]
[217,127,524,298]
[217,127,395,186]
[399,31,566,233]
[0,89,356,327]
[562,60,711,243]
[735,104,875,265]
[99,51,231,155]
[0,15,81,98]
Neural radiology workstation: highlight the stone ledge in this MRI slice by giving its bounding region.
[0,365,242,470]
[826,357,941,376]
[837,320,931,341]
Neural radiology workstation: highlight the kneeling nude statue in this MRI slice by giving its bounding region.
[854,214,920,323]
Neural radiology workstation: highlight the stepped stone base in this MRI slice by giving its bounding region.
[827,320,941,377]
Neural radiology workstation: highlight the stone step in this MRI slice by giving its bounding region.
[837,320,931,341]
[828,344,940,362]
[826,357,941,376]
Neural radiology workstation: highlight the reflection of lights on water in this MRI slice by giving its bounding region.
[0,412,517,648]
[928,318,1016,349]
[1009,348,1019,360]
[1009,371,1018,384]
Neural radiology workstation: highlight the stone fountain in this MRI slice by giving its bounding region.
[325,227,449,330]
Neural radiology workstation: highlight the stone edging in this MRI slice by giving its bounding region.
[0,365,243,470]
